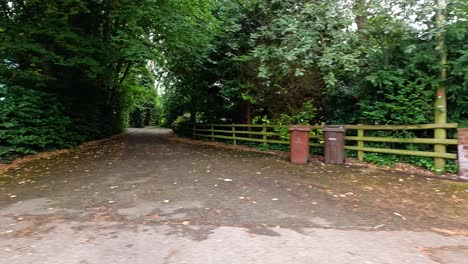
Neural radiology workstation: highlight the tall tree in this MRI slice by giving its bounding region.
[353,0,369,41]
[0,0,218,161]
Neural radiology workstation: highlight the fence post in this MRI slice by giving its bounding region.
[357,128,364,161]
[211,126,214,141]
[262,125,267,146]
[434,126,447,173]
[193,125,197,139]
[232,125,237,145]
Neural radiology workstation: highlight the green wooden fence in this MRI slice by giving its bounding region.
[193,123,459,170]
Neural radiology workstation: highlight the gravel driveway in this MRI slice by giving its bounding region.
[0,128,467,263]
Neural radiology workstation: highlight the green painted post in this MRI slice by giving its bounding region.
[211,126,214,141]
[232,125,237,145]
[434,128,447,172]
[357,129,364,161]
[434,0,448,173]
[262,126,267,146]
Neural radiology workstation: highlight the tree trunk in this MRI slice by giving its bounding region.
[190,109,197,124]
[353,0,368,41]
[241,101,252,124]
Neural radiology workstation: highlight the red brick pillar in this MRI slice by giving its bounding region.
[458,128,468,180]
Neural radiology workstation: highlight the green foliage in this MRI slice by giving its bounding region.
[363,153,458,174]
[363,153,400,167]
[252,100,317,140]
[446,20,468,127]
[259,144,289,152]
[251,1,360,89]
[125,67,161,128]
[321,87,359,124]
[0,86,83,162]
[358,69,433,125]
[0,0,215,161]
[170,116,193,137]
[275,100,317,125]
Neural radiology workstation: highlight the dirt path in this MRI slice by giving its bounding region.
[0,128,467,263]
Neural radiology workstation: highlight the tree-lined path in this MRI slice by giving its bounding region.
[0,128,467,263]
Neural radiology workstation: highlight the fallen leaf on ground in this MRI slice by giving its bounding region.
[393,212,407,220]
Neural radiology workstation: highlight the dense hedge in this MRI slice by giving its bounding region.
[0,87,84,162]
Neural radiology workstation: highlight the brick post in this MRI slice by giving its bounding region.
[458,128,468,180]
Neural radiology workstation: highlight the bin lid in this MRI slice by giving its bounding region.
[323,126,346,132]
[288,125,311,132]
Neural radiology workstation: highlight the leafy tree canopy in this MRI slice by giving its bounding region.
[1,0,467,163]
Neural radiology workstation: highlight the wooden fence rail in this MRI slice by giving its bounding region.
[193,123,459,170]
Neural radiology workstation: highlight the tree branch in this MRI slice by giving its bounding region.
[119,63,132,84]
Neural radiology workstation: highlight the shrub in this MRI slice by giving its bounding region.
[170,115,192,137]
[0,86,84,162]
